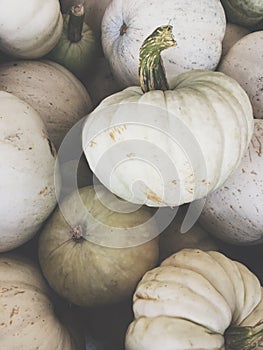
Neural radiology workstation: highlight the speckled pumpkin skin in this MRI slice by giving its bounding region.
[199,119,263,245]
[101,0,226,87]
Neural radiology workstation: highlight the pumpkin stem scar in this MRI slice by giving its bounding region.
[225,321,263,350]
[67,4,85,43]
[70,224,85,242]
[120,22,127,36]
[138,25,177,93]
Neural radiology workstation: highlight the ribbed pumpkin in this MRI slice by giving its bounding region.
[82,25,254,208]
[125,249,263,350]
[0,0,63,58]
[0,254,77,349]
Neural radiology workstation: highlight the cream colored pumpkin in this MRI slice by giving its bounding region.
[101,0,226,87]
[125,249,263,350]
[0,0,63,58]
[0,92,60,253]
[0,60,92,149]
[38,185,159,307]
[198,119,263,245]
[218,31,263,119]
[0,254,76,349]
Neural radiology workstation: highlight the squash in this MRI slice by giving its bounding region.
[0,0,63,58]
[218,30,263,119]
[221,23,250,58]
[38,185,159,307]
[48,4,100,81]
[82,25,254,208]
[198,119,263,245]
[0,60,92,150]
[220,0,263,28]
[59,0,112,39]
[125,248,263,350]
[101,0,226,87]
[0,254,79,349]
[159,206,218,261]
[0,91,60,253]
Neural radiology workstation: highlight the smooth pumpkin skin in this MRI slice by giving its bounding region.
[38,185,159,307]
[0,60,92,149]
[0,0,63,58]
[125,249,262,350]
[0,92,60,253]
[82,70,254,207]
[220,0,263,27]
[101,0,226,87]
[198,119,263,245]
[0,255,76,350]
[218,31,263,119]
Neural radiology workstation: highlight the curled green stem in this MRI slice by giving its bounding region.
[225,322,263,350]
[138,25,177,93]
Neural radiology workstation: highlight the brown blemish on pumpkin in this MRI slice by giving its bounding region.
[254,135,262,157]
[10,306,19,319]
[89,140,97,147]
[71,224,85,243]
[109,131,115,141]
[38,186,48,195]
[14,290,25,296]
[120,22,127,36]
[145,188,163,205]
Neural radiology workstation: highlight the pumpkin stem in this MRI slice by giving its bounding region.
[225,322,263,350]
[138,25,176,93]
[67,4,85,43]
[70,225,85,243]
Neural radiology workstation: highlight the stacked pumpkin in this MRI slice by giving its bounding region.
[0,0,263,349]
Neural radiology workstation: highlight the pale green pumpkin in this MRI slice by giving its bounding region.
[38,185,159,307]
[48,4,99,81]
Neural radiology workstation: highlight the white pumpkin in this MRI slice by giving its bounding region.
[0,91,60,253]
[0,60,93,149]
[218,31,263,119]
[125,249,263,350]
[198,119,263,245]
[101,0,226,87]
[221,23,250,58]
[82,67,254,207]
[0,254,76,349]
[0,0,63,58]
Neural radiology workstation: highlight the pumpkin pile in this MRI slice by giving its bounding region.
[0,0,262,349]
